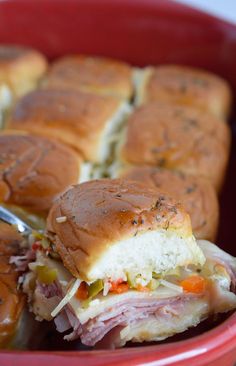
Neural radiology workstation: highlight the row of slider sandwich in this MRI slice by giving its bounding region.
[0,46,231,237]
[0,45,235,348]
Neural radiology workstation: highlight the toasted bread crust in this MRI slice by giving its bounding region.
[0,45,47,97]
[0,132,81,213]
[121,166,219,241]
[46,179,192,279]
[139,65,232,119]
[44,55,133,100]
[120,102,230,191]
[7,89,121,161]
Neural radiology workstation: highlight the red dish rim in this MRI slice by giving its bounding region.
[1,312,236,365]
[0,1,236,364]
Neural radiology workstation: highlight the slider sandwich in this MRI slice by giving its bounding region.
[0,45,47,125]
[119,166,219,241]
[113,102,231,191]
[19,179,236,348]
[0,132,82,214]
[7,89,131,181]
[43,55,134,101]
[135,64,232,120]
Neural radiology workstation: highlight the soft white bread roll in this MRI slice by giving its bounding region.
[117,102,231,192]
[6,89,130,163]
[0,131,82,214]
[119,166,219,241]
[135,65,232,120]
[46,179,205,282]
[0,45,47,98]
[43,55,134,101]
[0,45,47,127]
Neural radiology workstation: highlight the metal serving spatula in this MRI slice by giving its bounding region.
[0,205,32,236]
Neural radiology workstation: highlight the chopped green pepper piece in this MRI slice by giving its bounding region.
[81,298,91,309]
[165,267,181,277]
[36,265,57,284]
[41,237,50,249]
[152,272,161,279]
[81,279,104,309]
[127,273,136,288]
[148,278,160,290]
[32,230,44,240]
[88,279,103,298]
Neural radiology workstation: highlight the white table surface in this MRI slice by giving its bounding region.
[175,0,236,24]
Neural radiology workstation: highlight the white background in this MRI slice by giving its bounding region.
[175,0,236,24]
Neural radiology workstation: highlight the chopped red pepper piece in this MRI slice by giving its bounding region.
[76,282,89,300]
[109,279,129,294]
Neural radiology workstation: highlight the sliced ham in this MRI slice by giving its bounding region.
[10,249,36,271]
[38,282,61,298]
[54,311,72,333]
[24,240,236,347]
[79,295,194,346]
[54,293,199,346]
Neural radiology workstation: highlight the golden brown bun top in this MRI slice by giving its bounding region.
[0,132,81,213]
[144,65,232,119]
[120,102,230,191]
[45,55,133,99]
[121,166,219,241]
[0,45,28,60]
[46,179,192,279]
[0,45,47,95]
[0,222,24,347]
[0,45,46,65]
[7,89,121,161]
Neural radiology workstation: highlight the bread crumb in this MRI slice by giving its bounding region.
[56,216,67,223]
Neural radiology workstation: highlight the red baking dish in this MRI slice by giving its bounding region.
[0,0,236,365]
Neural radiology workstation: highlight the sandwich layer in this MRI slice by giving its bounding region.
[21,239,236,348]
[46,179,204,281]
[135,65,232,119]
